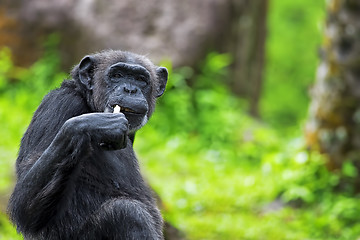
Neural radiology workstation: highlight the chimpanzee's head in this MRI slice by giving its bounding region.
[71,50,168,132]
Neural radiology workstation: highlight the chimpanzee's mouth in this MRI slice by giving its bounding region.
[118,106,136,113]
[111,105,141,115]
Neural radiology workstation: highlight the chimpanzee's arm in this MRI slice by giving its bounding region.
[8,84,128,233]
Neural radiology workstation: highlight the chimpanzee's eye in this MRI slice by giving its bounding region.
[113,73,123,78]
[136,75,148,84]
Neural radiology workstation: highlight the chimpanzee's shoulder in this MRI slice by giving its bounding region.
[60,79,83,94]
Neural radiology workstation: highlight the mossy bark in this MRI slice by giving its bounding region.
[306,0,360,176]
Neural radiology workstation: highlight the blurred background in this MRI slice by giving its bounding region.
[1,0,360,239]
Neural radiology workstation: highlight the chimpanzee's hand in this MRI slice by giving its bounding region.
[62,112,129,150]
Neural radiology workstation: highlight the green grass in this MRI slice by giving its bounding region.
[136,116,360,239]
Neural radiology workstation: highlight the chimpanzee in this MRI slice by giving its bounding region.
[7,50,168,240]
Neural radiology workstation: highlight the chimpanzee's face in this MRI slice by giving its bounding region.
[102,62,153,131]
[77,51,168,132]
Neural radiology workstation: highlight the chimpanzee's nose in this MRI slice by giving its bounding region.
[123,85,137,94]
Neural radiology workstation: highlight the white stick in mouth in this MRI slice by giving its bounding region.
[113,105,121,113]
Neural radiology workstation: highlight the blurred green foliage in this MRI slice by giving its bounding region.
[261,0,326,131]
[135,55,360,238]
[1,0,360,239]
[0,36,67,240]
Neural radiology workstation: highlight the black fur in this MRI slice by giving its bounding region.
[8,50,168,240]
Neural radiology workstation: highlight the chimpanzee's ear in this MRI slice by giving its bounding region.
[155,67,168,98]
[78,56,95,90]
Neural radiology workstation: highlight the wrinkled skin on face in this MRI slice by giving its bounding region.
[75,50,168,132]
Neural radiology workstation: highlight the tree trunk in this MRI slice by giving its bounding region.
[226,0,268,117]
[306,0,360,181]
